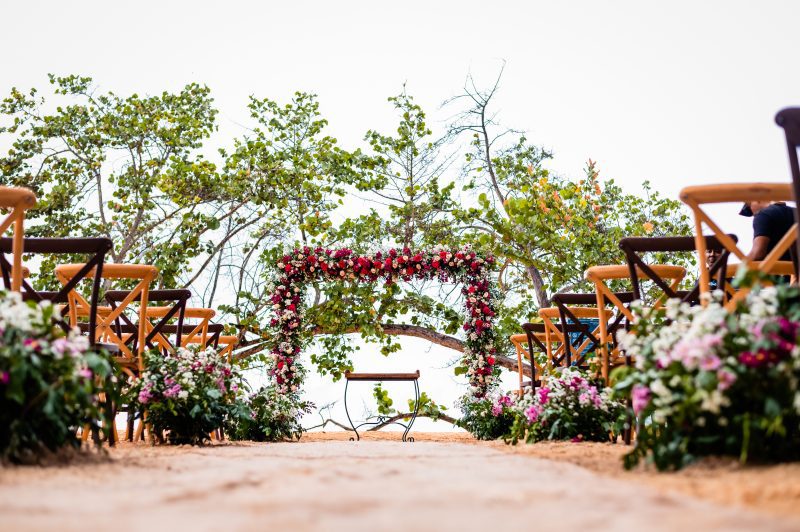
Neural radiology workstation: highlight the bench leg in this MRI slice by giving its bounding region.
[344,379,360,441]
[402,380,420,442]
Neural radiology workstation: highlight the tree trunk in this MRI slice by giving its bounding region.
[233,323,531,377]
[525,264,550,308]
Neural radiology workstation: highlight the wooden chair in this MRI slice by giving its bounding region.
[620,235,736,305]
[679,183,796,308]
[544,293,616,369]
[217,334,239,361]
[105,289,191,354]
[0,237,112,340]
[0,186,36,292]
[775,108,800,268]
[585,264,686,380]
[511,325,547,395]
[154,307,217,348]
[55,263,158,375]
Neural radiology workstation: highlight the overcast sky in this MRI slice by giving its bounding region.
[2,0,798,426]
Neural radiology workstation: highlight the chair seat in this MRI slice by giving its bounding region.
[345,370,420,381]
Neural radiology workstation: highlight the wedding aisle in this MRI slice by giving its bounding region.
[1,435,797,531]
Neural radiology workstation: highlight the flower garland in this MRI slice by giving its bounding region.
[269,246,498,398]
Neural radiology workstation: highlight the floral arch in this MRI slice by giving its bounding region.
[269,247,499,399]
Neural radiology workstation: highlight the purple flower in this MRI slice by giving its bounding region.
[491,403,503,416]
[0,371,9,385]
[78,368,93,379]
[631,384,651,416]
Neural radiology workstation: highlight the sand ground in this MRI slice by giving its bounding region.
[1,432,798,531]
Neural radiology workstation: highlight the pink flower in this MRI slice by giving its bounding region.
[491,404,503,416]
[699,354,722,371]
[631,384,651,415]
[716,368,737,390]
[78,369,93,379]
[538,387,550,404]
[0,371,9,385]
[524,405,540,423]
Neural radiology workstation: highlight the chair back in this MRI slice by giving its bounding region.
[680,183,796,306]
[0,237,112,343]
[620,235,736,305]
[0,187,36,291]
[775,108,800,268]
[105,288,192,354]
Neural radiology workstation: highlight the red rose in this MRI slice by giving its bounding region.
[432,260,440,269]
[439,251,447,259]
[487,356,495,365]
[467,286,476,294]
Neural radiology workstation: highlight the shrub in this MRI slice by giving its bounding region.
[615,285,800,470]
[0,292,113,463]
[457,394,517,440]
[226,385,312,442]
[129,346,241,445]
[506,368,624,444]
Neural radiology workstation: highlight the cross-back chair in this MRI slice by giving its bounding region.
[775,108,800,267]
[104,288,191,354]
[620,235,736,306]
[55,263,158,373]
[585,264,685,380]
[547,293,617,368]
[0,186,36,292]
[680,183,796,309]
[0,237,113,342]
[511,325,548,395]
[172,307,217,347]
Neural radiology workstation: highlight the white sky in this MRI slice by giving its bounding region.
[3,0,799,430]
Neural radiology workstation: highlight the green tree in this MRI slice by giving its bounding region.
[0,74,227,288]
[446,72,693,334]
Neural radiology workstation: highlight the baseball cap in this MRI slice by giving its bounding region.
[739,202,753,217]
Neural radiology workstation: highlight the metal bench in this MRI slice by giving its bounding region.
[344,370,421,442]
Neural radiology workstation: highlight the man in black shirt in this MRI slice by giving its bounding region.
[739,201,796,261]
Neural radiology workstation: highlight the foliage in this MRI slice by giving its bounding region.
[0,75,224,288]
[226,385,313,442]
[505,368,624,445]
[0,292,113,463]
[128,346,241,445]
[457,393,516,440]
[371,384,448,421]
[446,75,693,352]
[614,284,800,471]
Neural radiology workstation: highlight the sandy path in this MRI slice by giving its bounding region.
[1,438,797,532]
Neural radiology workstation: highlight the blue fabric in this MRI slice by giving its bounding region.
[567,318,599,361]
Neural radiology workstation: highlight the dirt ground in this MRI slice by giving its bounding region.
[0,432,798,531]
[308,431,800,519]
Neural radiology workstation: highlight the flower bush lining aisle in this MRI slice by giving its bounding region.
[615,282,800,470]
[268,247,499,403]
[0,292,113,463]
[128,346,242,445]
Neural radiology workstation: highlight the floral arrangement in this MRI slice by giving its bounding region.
[457,392,518,440]
[615,285,800,470]
[506,368,624,444]
[129,346,241,445]
[0,292,113,463]
[269,246,498,401]
[226,385,314,442]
